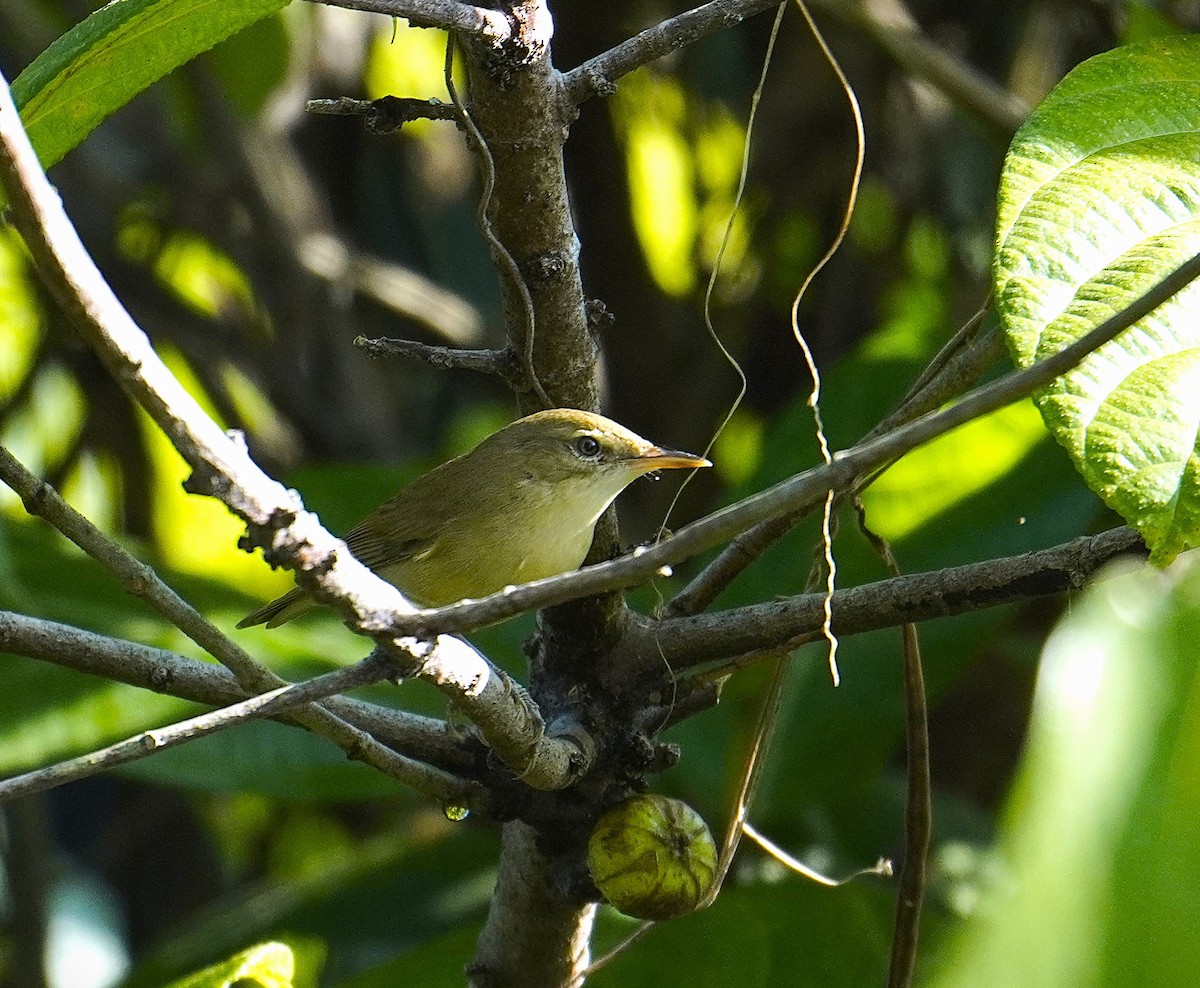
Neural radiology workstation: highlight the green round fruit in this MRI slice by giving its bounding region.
[587,793,718,920]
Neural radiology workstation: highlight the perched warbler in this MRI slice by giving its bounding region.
[238,408,710,628]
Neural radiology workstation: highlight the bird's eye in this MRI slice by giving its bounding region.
[573,435,602,459]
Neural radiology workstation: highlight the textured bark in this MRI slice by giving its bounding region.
[470,821,597,988]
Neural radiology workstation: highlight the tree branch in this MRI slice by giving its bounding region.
[306,0,512,44]
[0,612,478,804]
[810,0,1029,137]
[622,526,1144,681]
[0,441,488,780]
[307,95,460,132]
[469,821,596,988]
[0,69,591,793]
[0,441,463,775]
[562,0,782,106]
[0,654,394,801]
[354,335,524,385]
[0,445,489,777]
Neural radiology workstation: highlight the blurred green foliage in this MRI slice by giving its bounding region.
[927,554,1200,988]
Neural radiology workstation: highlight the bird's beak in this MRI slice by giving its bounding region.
[637,446,712,471]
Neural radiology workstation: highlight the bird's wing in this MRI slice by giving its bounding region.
[338,463,463,573]
[342,526,436,573]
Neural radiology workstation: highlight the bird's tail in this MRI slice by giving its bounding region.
[236,587,314,629]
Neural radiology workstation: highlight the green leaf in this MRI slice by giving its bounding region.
[335,926,482,988]
[165,941,293,988]
[924,554,1200,987]
[994,36,1200,563]
[590,879,892,987]
[9,0,290,173]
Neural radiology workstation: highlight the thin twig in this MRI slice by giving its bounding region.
[0,655,392,801]
[303,0,511,44]
[307,95,459,133]
[563,0,783,105]
[811,0,1029,136]
[706,648,792,904]
[851,501,929,988]
[354,335,523,385]
[0,611,480,804]
[889,303,990,419]
[0,444,272,688]
[888,619,929,987]
[632,525,1144,681]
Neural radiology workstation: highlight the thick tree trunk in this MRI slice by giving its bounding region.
[470,821,596,988]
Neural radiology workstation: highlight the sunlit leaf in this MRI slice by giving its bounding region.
[143,346,276,595]
[613,73,698,297]
[164,941,294,988]
[860,402,1047,541]
[154,231,260,321]
[9,0,291,177]
[0,229,41,403]
[994,36,1200,563]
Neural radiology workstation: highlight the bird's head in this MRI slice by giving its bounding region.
[475,408,710,521]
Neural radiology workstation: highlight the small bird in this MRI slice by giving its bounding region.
[238,408,710,628]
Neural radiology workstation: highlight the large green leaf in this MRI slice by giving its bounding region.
[994,37,1200,563]
[8,0,290,174]
[924,554,1200,987]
